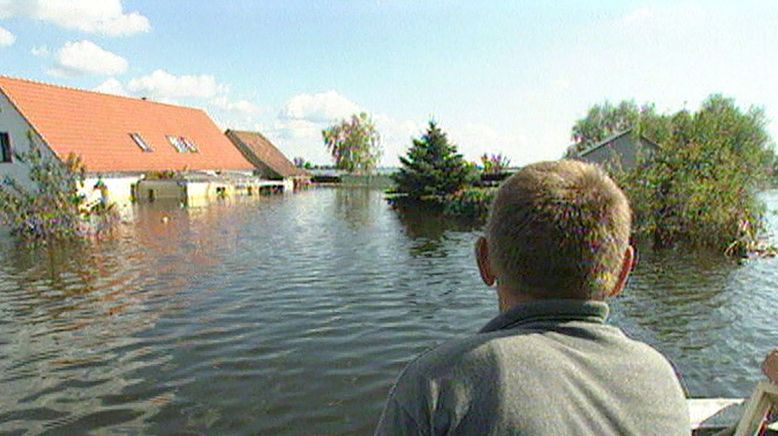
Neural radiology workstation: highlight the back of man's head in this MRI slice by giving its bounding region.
[486,160,632,300]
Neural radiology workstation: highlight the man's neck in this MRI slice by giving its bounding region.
[497,285,537,313]
[497,286,604,313]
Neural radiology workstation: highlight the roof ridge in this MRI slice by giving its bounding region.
[229,129,274,142]
[0,74,204,112]
[578,128,634,157]
[229,128,267,136]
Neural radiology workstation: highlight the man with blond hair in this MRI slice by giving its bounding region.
[376,160,689,435]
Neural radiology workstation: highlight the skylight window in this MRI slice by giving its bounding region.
[130,133,152,152]
[167,135,198,153]
[182,138,199,152]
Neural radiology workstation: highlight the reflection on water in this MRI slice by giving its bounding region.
[393,201,481,258]
[0,188,777,434]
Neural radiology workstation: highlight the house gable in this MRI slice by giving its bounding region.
[576,128,658,170]
[0,87,58,186]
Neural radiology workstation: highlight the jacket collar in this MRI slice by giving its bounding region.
[479,299,610,333]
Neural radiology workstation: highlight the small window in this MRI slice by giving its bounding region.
[166,135,188,153]
[166,135,198,153]
[182,138,199,153]
[130,133,153,152]
[0,132,12,163]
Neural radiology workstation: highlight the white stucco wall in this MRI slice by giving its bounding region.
[81,176,141,207]
[282,178,294,193]
[185,181,212,204]
[186,181,235,207]
[0,89,55,188]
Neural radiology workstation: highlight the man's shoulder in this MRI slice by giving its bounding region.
[387,330,514,415]
[612,329,681,373]
[383,323,689,435]
[406,332,501,375]
[401,327,552,382]
[404,322,676,382]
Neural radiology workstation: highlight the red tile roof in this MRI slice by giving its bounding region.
[226,129,309,178]
[0,76,253,173]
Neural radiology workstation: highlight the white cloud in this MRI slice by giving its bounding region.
[280,90,361,122]
[622,6,654,24]
[94,72,264,131]
[552,78,571,90]
[127,69,227,99]
[208,96,269,131]
[253,118,326,164]
[0,0,150,37]
[261,91,425,166]
[272,118,323,141]
[48,40,128,76]
[30,44,49,56]
[211,96,261,116]
[373,114,423,164]
[0,25,14,46]
[93,77,128,96]
[260,91,363,161]
[263,91,429,166]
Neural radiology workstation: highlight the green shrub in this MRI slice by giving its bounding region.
[442,187,496,219]
[0,135,116,243]
[602,95,776,252]
[480,153,511,174]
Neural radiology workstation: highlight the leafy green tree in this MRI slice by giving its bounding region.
[565,100,661,157]
[322,112,382,175]
[603,95,775,252]
[393,120,476,200]
[771,152,778,187]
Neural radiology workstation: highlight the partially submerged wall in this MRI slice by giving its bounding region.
[135,178,283,207]
[81,175,142,207]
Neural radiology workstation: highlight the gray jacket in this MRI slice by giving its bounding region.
[375,299,689,435]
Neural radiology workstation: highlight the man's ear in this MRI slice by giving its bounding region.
[609,245,634,297]
[476,236,496,287]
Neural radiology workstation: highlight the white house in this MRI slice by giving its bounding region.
[0,75,270,209]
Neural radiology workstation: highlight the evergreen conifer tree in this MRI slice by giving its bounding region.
[393,121,475,200]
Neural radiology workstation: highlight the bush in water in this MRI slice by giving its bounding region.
[0,134,117,243]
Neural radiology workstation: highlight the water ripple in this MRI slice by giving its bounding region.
[0,188,777,434]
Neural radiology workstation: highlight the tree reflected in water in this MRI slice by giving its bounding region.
[392,200,481,258]
[333,187,377,228]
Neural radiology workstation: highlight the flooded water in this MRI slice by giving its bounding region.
[1,188,777,434]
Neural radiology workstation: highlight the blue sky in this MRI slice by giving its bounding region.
[1,0,777,166]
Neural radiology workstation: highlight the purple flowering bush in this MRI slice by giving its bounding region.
[0,135,116,243]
